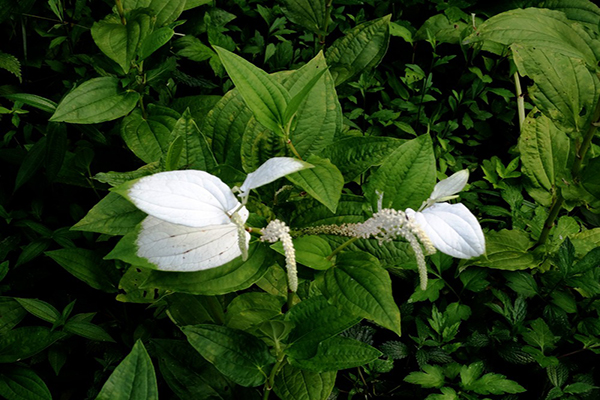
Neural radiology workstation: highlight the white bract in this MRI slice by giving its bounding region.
[124,157,310,272]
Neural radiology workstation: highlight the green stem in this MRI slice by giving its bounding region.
[115,0,126,25]
[263,358,286,400]
[514,72,525,131]
[327,237,359,261]
[318,0,334,51]
[286,290,295,310]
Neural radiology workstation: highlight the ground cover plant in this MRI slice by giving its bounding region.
[2,0,600,399]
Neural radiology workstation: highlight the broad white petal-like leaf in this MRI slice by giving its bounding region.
[429,169,469,202]
[239,157,312,198]
[127,170,244,228]
[136,216,251,271]
[408,202,485,259]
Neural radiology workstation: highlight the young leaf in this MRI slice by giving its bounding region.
[50,77,140,124]
[214,46,290,134]
[181,324,276,387]
[404,364,445,389]
[96,340,158,400]
[14,298,61,324]
[323,252,401,335]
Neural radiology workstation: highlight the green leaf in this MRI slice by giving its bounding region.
[468,229,538,271]
[121,104,180,163]
[140,242,271,295]
[289,336,381,372]
[50,77,140,124]
[0,51,21,82]
[45,122,67,182]
[463,371,526,395]
[91,11,153,73]
[464,8,600,66]
[46,248,119,293]
[285,296,361,359]
[117,266,164,304]
[0,366,52,400]
[271,236,333,271]
[175,36,215,62]
[425,387,458,400]
[564,382,596,394]
[404,364,445,389]
[14,136,46,192]
[96,340,158,400]
[519,112,571,207]
[14,298,61,324]
[138,27,174,61]
[366,134,436,211]
[505,271,539,298]
[326,15,391,86]
[283,58,329,124]
[522,318,558,352]
[582,156,600,200]
[0,297,27,335]
[2,93,57,113]
[64,321,115,342]
[322,252,401,335]
[286,155,344,213]
[224,292,284,331]
[170,108,216,170]
[202,89,252,167]
[281,0,327,35]
[274,364,335,400]
[72,192,145,235]
[214,46,290,134]
[320,136,404,182]
[153,339,232,400]
[182,324,276,387]
[0,326,65,363]
[459,268,490,293]
[513,47,600,136]
[547,363,568,388]
[541,0,600,31]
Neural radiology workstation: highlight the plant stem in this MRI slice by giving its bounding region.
[115,0,126,25]
[514,72,525,131]
[318,0,334,51]
[327,237,359,261]
[263,358,286,400]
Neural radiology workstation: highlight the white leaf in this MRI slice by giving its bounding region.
[136,216,251,271]
[239,157,312,199]
[429,169,469,203]
[408,202,485,258]
[127,170,244,228]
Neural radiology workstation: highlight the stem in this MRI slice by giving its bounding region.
[115,0,126,25]
[263,358,286,400]
[536,194,564,246]
[318,0,334,51]
[286,290,295,310]
[327,237,359,261]
[286,139,303,160]
[514,72,525,131]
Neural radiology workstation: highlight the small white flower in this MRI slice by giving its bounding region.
[122,158,310,272]
[261,219,298,292]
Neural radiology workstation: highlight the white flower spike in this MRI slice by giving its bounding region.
[124,157,310,272]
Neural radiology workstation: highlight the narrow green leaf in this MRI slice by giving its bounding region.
[14,137,46,192]
[72,192,145,235]
[289,336,382,372]
[274,363,336,400]
[46,248,119,293]
[45,122,68,181]
[2,93,57,113]
[121,104,180,163]
[323,252,401,335]
[366,134,436,211]
[163,135,184,171]
[50,77,140,124]
[182,324,276,387]
[140,242,271,295]
[64,321,115,342]
[214,46,290,133]
[0,297,27,335]
[96,340,158,400]
[14,298,61,324]
[0,366,52,400]
[138,27,174,61]
[286,155,344,213]
[326,15,391,86]
[283,63,329,124]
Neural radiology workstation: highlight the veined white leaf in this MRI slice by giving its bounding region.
[408,202,485,259]
[126,170,244,227]
[137,216,251,271]
[238,157,312,199]
[428,169,469,203]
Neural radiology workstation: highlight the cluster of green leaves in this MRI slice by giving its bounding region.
[2,0,600,399]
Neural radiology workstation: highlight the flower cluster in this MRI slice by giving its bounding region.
[261,220,297,292]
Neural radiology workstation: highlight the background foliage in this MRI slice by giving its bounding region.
[1,0,600,399]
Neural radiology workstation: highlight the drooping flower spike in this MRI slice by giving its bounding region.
[120,157,311,272]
